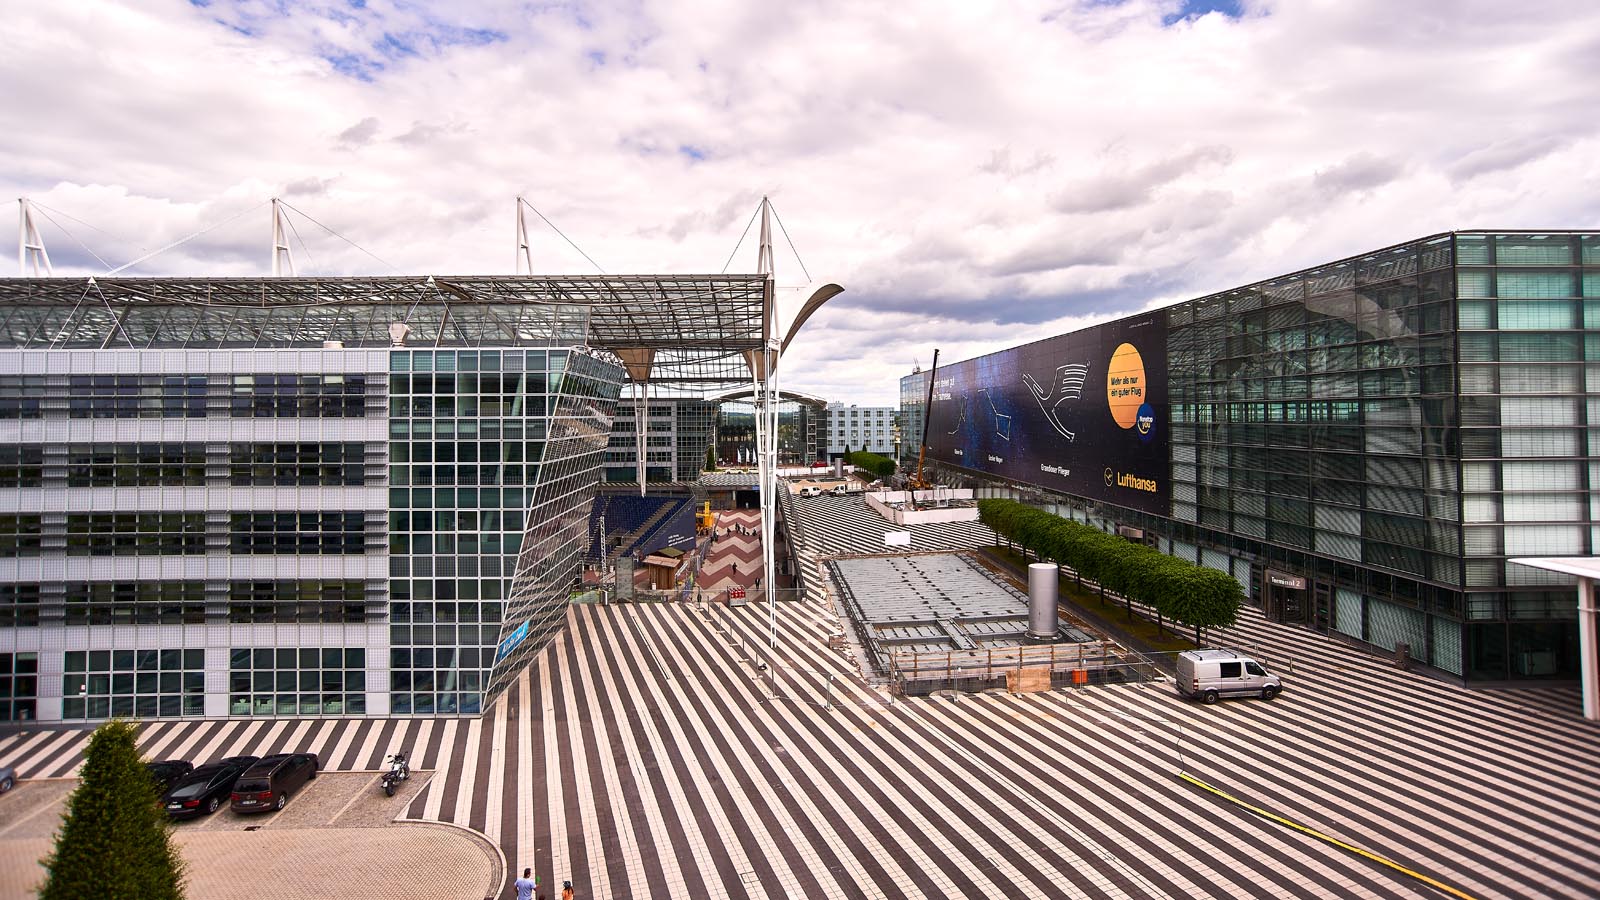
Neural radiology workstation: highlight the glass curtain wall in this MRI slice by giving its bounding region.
[488,351,623,702]
[1456,233,1598,679]
[387,348,622,715]
[1168,235,1463,670]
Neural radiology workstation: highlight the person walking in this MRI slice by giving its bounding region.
[561,881,575,900]
[514,868,538,900]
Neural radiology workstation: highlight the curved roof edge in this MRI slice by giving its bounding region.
[705,385,828,408]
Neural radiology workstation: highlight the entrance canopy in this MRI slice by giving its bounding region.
[1509,557,1600,721]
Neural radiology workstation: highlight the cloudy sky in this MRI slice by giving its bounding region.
[4,0,1599,404]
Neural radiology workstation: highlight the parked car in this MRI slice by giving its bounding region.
[163,762,250,819]
[230,753,319,814]
[0,765,14,793]
[210,755,260,770]
[1175,649,1282,704]
[145,760,193,797]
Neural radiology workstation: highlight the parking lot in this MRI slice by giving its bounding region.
[0,769,500,900]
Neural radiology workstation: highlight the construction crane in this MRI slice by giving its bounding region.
[906,349,939,493]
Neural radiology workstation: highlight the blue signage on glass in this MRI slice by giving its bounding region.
[495,619,531,662]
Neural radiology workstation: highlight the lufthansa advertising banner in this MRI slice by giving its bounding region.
[925,313,1169,515]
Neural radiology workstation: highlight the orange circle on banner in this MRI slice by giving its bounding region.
[1106,342,1145,429]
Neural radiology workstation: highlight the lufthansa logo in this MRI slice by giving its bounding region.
[1114,471,1159,493]
[1103,467,1114,487]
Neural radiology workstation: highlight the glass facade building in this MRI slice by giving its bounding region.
[604,397,716,483]
[0,273,765,721]
[903,232,1600,682]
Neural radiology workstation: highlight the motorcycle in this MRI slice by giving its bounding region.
[380,752,409,797]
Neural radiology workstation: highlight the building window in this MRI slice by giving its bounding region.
[230,375,367,418]
[0,447,44,487]
[66,444,207,487]
[64,514,206,556]
[230,442,366,486]
[67,376,206,418]
[229,512,368,555]
[0,516,43,556]
[0,584,40,627]
[227,581,370,624]
[63,581,206,625]
[0,377,46,419]
[62,648,205,720]
[0,652,37,721]
[228,647,367,716]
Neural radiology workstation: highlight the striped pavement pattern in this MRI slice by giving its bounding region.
[4,593,1596,899]
[698,509,766,594]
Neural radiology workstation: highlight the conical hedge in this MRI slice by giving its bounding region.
[39,720,186,900]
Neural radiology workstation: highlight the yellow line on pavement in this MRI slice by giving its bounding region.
[1178,772,1478,900]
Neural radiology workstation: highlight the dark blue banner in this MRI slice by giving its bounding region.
[925,313,1168,515]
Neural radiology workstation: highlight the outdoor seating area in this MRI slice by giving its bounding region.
[586,493,693,560]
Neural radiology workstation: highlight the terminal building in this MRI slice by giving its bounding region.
[0,273,774,722]
[903,231,1600,688]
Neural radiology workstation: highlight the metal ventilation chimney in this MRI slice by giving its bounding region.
[1027,563,1059,642]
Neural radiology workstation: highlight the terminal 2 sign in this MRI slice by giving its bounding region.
[925,313,1170,517]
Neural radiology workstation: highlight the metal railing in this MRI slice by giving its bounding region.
[887,640,1162,696]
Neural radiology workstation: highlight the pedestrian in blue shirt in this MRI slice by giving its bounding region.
[514,867,537,900]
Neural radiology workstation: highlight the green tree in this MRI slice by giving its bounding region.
[704,445,717,472]
[846,451,897,480]
[40,720,185,900]
[977,497,1243,637]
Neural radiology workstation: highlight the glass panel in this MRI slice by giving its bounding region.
[1495,236,1571,266]
[1457,270,1491,298]
[1497,301,1575,330]
[1497,271,1574,299]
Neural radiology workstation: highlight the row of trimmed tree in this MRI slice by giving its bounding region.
[978,498,1242,643]
[846,450,896,480]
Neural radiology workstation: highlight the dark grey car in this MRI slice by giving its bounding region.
[230,752,318,813]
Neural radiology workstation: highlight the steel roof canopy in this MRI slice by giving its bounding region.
[0,274,778,386]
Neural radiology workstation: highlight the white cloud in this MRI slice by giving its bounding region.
[3,0,1600,404]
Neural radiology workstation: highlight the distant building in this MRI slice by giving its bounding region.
[604,398,716,484]
[826,402,895,458]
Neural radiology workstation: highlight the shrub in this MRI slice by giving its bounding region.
[40,720,186,900]
[847,450,897,480]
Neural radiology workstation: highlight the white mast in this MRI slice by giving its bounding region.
[515,196,533,275]
[755,195,781,648]
[270,198,294,276]
[18,198,52,276]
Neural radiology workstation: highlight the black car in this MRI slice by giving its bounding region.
[231,753,319,814]
[146,760,193,797]
[163,762,249,819]
[210,755,260,770]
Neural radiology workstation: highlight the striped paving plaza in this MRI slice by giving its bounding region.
[3,593,1597,899]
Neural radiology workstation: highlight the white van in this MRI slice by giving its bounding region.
[1175,649,1282,704]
